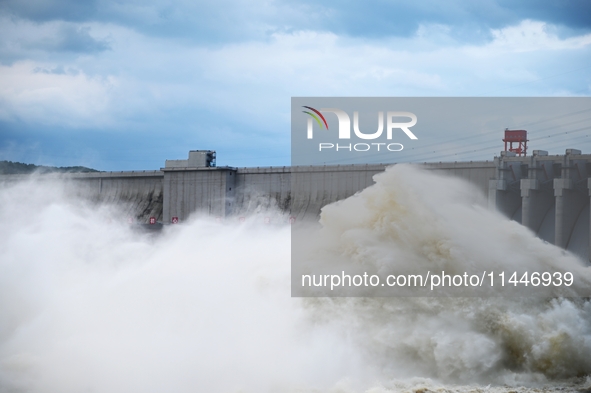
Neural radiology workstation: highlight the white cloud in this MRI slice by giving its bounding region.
[0,61,116,127]
[487,20,591,53]
[0,16,111,61]
[0,18,589,135]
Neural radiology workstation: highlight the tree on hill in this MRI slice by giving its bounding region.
[0,161,100,174]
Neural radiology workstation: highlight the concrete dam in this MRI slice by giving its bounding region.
[2,149,591,261]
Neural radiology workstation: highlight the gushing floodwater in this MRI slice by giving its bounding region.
[0,167,590,393]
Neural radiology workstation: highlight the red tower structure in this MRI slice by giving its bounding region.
[503,129,528,156]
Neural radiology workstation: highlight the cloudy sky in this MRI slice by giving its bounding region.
[1,0,590,170]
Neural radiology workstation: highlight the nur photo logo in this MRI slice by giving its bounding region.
[302,106,418,152]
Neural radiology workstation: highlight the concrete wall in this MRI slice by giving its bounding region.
[233,166,291,214]
[2,152,589,260]
[162,167,235,221]
[73,172,164,223]
[229,161,495,221]
[422,161,495,196]
[1,161,494,224]
[290,164,386,220]
[0,171,164,224]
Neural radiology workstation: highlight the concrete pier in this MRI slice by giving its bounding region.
[489,150,591,261]
[488,151,525,220]
[520,151,557,243]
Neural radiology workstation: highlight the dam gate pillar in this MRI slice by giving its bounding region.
[554,149,589,250]
[489,151,526,220]
[520,150,556,237]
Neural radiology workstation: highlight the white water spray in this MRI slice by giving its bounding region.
[0,167,590,392]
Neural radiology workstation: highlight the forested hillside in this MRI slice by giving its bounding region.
[0,161,99,174]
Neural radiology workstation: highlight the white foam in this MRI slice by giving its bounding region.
[0,168,590,392]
